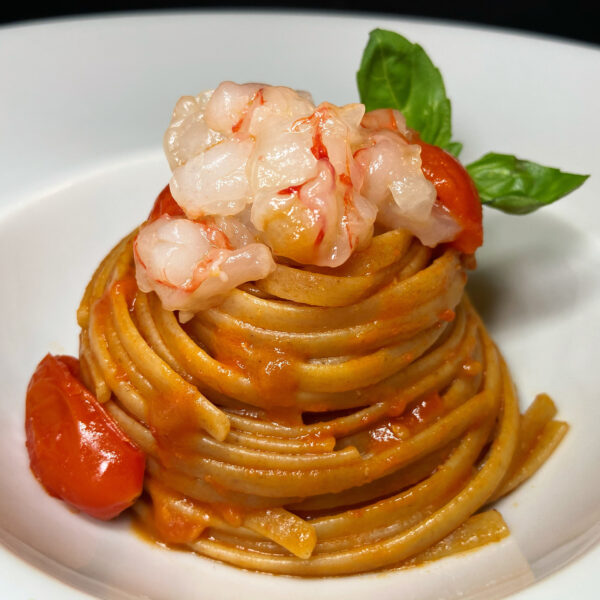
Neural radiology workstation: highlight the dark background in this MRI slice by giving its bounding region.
[1,1,598,46]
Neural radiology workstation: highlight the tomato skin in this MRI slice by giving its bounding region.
[25,354,145,520]
[147,184,184,222]
[416,141,483,254]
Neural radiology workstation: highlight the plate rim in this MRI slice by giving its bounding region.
[1,10,598,600]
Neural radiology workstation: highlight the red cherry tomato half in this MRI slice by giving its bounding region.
[25,354,145,520]
[416,141,483,254]
[147,184,184,222]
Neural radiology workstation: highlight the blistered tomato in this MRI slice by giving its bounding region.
[416,140,483,254]
[147,184,185,222]
[25,354,145,520]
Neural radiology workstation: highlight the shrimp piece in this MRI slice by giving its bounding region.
[251,160,334,265]
[169,138,254,218]
[250,101,378,267]
[162,85,460,272]
[205,81,315,137]
[245,90,321,193]
[360,108,411,139]
[357,127,459,247]
[377,201,461,248]
[246,85,315,136]
[304,102,365,176]
[204,82,265,135]
[290,102,365,176]
[212,208,262,247]
[357,130,435,211]
[248,128,318,192]
[134,215,275,320]
[170,83,318,219]
[164,92,225,170]
[252,160,376,267]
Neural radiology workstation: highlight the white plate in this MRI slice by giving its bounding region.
[0,11,599,600]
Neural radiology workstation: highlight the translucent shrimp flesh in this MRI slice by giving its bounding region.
[134,215,275,321]
[138,83,465,316]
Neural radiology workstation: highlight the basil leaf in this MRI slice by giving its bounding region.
[356,29,589,213]
[357,28,460,155]
[445,141,463,158]
[466,152,589,214]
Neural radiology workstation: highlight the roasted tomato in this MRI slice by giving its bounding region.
[25,354,145,520]
[416,140,483,254]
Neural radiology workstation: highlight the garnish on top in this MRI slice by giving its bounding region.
[134,29,588,322]
[358,29,589,214]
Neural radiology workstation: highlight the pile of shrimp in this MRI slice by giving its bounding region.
[134,82,460,319]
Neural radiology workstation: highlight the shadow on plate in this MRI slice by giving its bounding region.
[467,210,599,333]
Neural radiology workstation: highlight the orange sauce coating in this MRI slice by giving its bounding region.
[207,327,301,406]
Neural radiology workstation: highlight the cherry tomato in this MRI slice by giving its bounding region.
[416,141,483,254]
[147,184,184,222]
[25,354,145,520]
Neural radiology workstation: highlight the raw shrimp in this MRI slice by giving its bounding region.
[251,159,376,267]
[169,138,255,218]
[134,215,275,321]
[168,83,317,220]
[160,84,467,287]
[360,108,411,139]
[164,91,224,171]
[204,82,315,137]
[167,83,379,267]
[251,101,377,267]
[357,109,460,247]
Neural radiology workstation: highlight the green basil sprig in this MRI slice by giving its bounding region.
[356,29,589,214]
[467,153,589,214]
[357,29,462,156]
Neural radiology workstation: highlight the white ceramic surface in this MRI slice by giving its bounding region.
[0,11,599,600]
